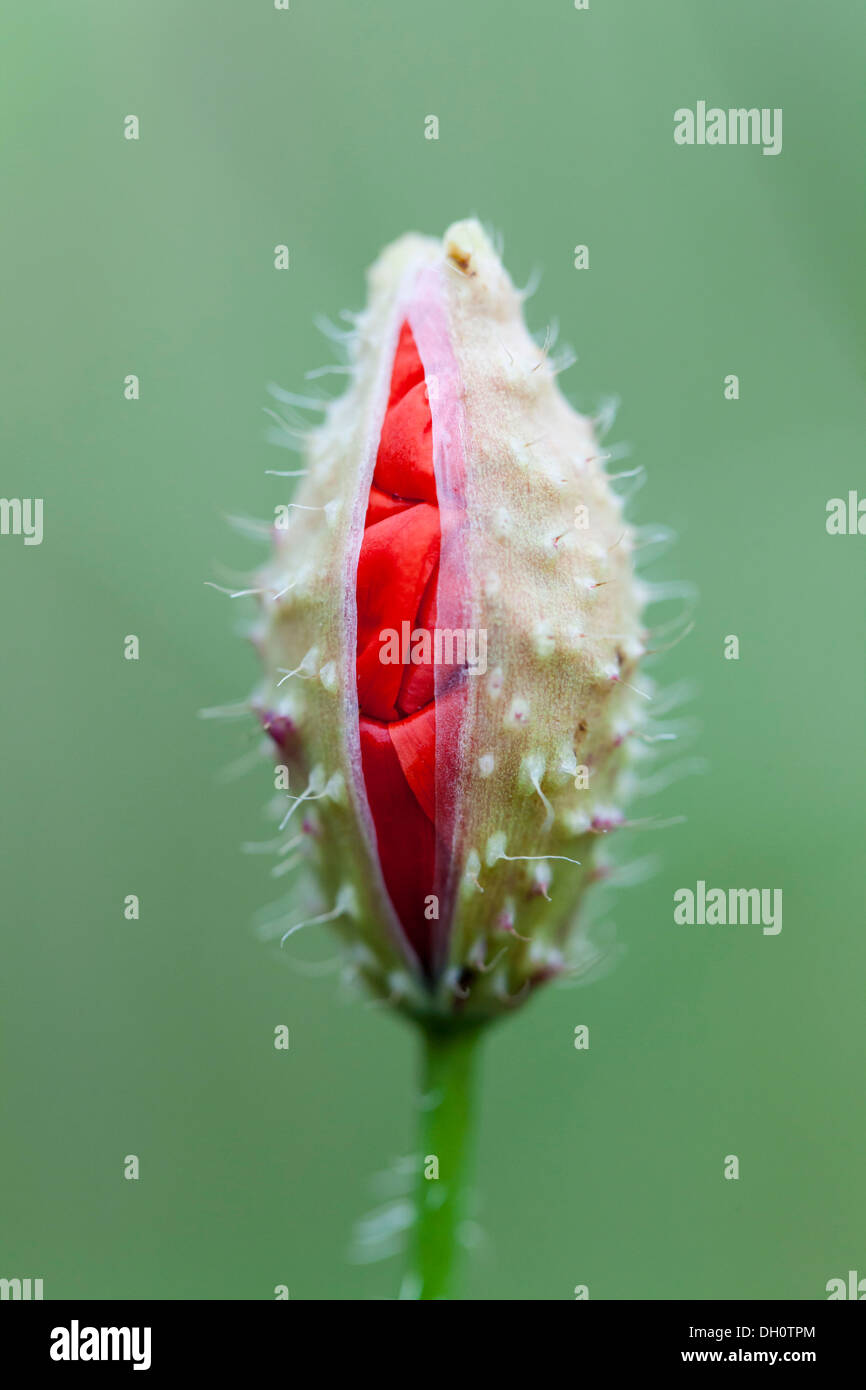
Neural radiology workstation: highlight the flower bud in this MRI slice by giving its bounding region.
[251,219,646,1025]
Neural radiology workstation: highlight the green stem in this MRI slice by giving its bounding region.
[410,1024,483,1300]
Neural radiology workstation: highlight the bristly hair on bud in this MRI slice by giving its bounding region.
[234,219,677,1027]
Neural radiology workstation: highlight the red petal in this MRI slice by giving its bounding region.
[364,484,414,528]
[394,563,438,716]
[359,717,436,964]
[386,320,426,408]
[355,503,440,721]
[355,319,463,975]
[388,704,436,823]
[373,381,436,504]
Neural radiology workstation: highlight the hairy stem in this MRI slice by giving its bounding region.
[409,1024,483,1300]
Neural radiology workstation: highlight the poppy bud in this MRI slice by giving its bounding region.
[252,219,646,1025]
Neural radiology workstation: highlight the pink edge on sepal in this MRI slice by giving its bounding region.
[339,259,471,984]
[407,263,471,978]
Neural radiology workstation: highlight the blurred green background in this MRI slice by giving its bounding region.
[2,0,863,1300]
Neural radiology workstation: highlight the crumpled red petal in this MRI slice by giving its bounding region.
[355,320,453,973]
[388,703,436,823]
[358,716,436,963]
[355,503,440,721]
